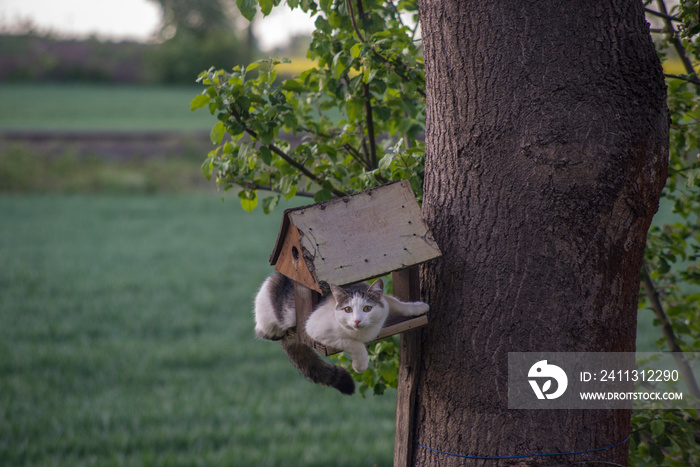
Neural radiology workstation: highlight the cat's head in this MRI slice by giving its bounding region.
[330,279,387,330]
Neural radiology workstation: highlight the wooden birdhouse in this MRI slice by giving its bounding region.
[269,180,442,355]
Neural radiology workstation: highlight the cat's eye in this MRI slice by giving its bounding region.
[344,306,353,313]
[363,305,373,312]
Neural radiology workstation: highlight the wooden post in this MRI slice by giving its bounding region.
[293,281,317,347]
[392,266,422,467]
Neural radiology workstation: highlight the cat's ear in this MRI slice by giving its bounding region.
[367,278,384,301]
[330,284,349,303]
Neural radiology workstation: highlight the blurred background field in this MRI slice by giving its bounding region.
[0,3,400,465]
[0,1,681,465]
[0,84,213,131]
[0,195,396,465]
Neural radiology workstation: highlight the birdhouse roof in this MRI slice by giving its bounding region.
[269,180,441,292]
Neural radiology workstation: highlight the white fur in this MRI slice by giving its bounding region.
[306,281,429,373]
[254,275,295,339]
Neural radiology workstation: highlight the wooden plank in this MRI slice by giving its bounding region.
[376,315,428,341]
[275,225,322,293]
[285,328,339,356]
[286,180,441,288]
[269,209,291,266]
[393,267,423,467]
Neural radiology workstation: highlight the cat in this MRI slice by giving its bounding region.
[254,273,430,395]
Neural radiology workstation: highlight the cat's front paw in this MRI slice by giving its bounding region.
[255,325,286,341]
[413,301,430,315]
[352,356,369,373]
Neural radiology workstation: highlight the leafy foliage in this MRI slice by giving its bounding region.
[194,1,700,462]
[632,1,700,465]
[192,0,425,213]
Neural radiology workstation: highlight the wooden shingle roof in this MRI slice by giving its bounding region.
[270,180,442,293]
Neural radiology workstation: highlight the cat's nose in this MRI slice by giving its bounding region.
[354,319,361,325]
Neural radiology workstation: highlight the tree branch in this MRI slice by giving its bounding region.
[360,133,371,166]
[645,7,682,23]
[363,82,378,169]
[386,0,405,28]
[345,0,425,97]
[300,126,336,139]
[346,0,366,43]
[655,0,700,84]
[342,143,387,183]
[641,261,700,403]
[411,20,421,42]
[664,73,700,85]
[343,142,371,169]
[672,119,700,128]
[668,160,700,174]
[238,180,315,198]
[228,108,347,198]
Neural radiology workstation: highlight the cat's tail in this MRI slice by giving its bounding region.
[279,337,355,395]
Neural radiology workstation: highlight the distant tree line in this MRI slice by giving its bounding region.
[0,31,254,85]
[0,0,263,85]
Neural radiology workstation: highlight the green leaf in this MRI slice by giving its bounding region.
[238,190,258,212]
[346,99,363,122]
[650,419,665,437]
[315,16,331,34]
[328,10,342,28]
[319,0,332,13]
[190,94,210,111]
[282,79,308,92]
[201,159,214,180]
[314,188,334,203]
[262,195,280,214]
[374,105,391,121]
[259,0,274,16]
[379,154,394,171]
[236,0,257,21]
[649,442,665,464]
[279,176,298,200]
[259,146,273,165]
[379,361,398,384]
[210,121,226,145]
[283,112,298,130]
[350,43,363,58]
[245,62,261,73]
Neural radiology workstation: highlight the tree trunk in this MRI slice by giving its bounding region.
[413,1,668,465]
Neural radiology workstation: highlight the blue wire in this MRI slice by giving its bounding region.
[415,434,631,460]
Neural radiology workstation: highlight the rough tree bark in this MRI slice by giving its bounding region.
[412,1,668,465]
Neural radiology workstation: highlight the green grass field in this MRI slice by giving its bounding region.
[0,194,396,466]
[0,84,214,132]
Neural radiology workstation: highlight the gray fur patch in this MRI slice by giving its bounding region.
[334,280,383,306]
[267,273,295,324]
